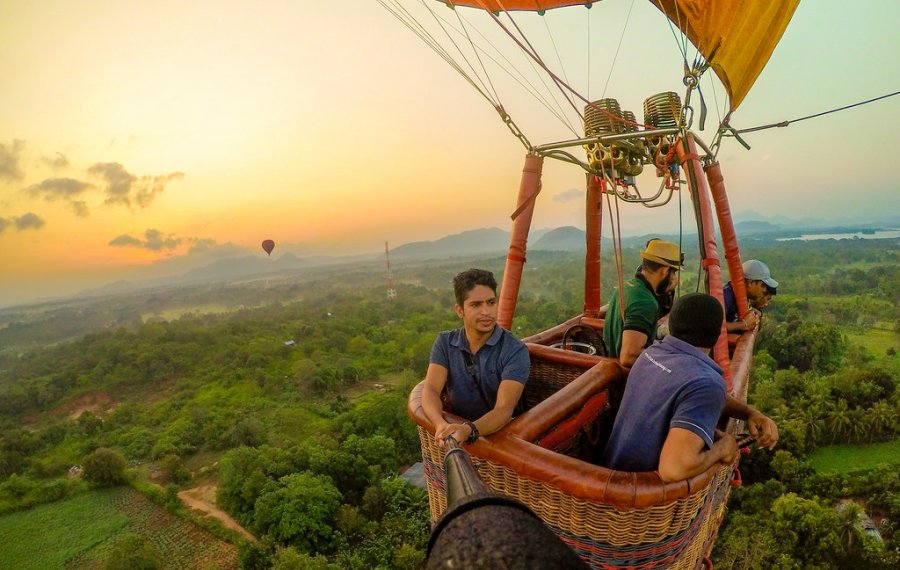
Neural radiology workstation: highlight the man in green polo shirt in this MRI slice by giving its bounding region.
[603,239,683,367]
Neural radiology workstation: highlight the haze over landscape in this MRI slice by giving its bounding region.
[1,0,898,305]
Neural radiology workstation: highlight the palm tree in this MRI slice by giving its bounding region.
[846,407,870,444]
[867,401,896,442]
[826,399,853,444]
[793,405,826,447]
[836,501,865,556]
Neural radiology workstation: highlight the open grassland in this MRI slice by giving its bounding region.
[845,326,899,358]
[0,487,237,570]
[808,439,900,474]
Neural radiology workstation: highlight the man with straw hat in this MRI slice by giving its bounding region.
[603,238,683,367]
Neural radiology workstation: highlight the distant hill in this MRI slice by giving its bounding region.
[178,252,333,282]
[735,220,781,234]
[391,228,509,259]
[532,226,585,251]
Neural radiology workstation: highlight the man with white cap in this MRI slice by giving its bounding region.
[603,238,683,367]
[724,259,778,333]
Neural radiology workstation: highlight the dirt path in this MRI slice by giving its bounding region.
[178,484,257,543]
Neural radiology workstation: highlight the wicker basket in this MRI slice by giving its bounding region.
[409,334,756,569]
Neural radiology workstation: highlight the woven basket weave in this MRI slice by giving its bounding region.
[409,337,755,569]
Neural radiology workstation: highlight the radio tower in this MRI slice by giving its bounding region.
[385,242,397,299]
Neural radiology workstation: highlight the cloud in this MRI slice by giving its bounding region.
[187,238,218,254]
[109,228,183,251]
[71,201,89,217]
[109,234,142,247]
[41,152,70,170]
[89,162,135,206]
[88,162,184,208]
[28,177,93,199]
[0,212,46,231]
[0,140,26,183]
[16,213,45,230]
[143,228,182,251]
[135,172,184,208]
[553,188,583,203]
[186,239,244,257]
[27,177,95,216]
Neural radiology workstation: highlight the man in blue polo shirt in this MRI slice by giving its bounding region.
[421,268,530,447]
[602,293,779,481]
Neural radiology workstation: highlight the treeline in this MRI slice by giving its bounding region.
[0,237,897,568]
[712,269,899,568]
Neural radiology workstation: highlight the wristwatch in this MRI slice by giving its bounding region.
[465,421,480,444]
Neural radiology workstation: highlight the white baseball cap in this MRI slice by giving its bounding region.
[742,259,778,290]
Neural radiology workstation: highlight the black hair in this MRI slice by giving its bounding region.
[453,268,497,306]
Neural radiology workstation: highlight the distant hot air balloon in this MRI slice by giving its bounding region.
[261,239,275,256]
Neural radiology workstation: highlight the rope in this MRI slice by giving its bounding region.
[543,12,571,90]
[734,91,900,134]
[433,9,579,135]
[481,7,653,130]
[497,7,584,120]
[417,0,498,105]
[538,12,581,135]
[661,0,690,73]
[707,70,723,128]
[586,3,591,101]
[378,0,495,107]
[451,7,502,105]
[599,161,626,322]
[601,0,635,99]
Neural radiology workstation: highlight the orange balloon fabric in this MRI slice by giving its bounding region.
[437,0,799,112]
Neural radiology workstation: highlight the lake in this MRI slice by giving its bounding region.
[777,229,900,241]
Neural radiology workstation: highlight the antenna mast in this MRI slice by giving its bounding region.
[385,242,397,299]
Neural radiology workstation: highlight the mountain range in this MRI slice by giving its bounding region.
[14,211,899,309]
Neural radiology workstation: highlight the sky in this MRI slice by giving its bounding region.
[1,0,898,306]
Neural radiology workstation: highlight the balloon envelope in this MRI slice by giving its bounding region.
[262,239,275,256]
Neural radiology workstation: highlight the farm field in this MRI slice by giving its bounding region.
[807,439,900,474]
[0,487,237,570]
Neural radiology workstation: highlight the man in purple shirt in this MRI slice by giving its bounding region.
[602,293,779,481]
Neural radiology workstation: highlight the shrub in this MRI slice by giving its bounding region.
[82,447,127,487]
[104,533,161,570]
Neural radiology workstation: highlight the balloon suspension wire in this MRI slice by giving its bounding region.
[734,90,900,134]
[394,1,580,137]
[586,5,591,101]
[378,0,496,108]
[450,6,502,105]
[599,161,626,320]
[483,6,651,132]
[494,5,585,120]
[538,12,582,136]
[601,0,636,99]
[543,12,572,93]
[707,69,723,130]
[662,0,691,72]
[416,0,500,105]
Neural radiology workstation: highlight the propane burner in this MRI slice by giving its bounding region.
[643,92,682,129]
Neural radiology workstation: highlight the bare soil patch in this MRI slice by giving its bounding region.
[178,484,256,543]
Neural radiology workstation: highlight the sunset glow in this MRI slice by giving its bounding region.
[1,0,898,306]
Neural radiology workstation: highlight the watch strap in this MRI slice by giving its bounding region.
[465,420,479,444]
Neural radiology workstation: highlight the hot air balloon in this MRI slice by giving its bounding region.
[261,239,275,256]
[386,1,801,568]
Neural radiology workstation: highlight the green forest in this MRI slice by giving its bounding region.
[0,236,898,569]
